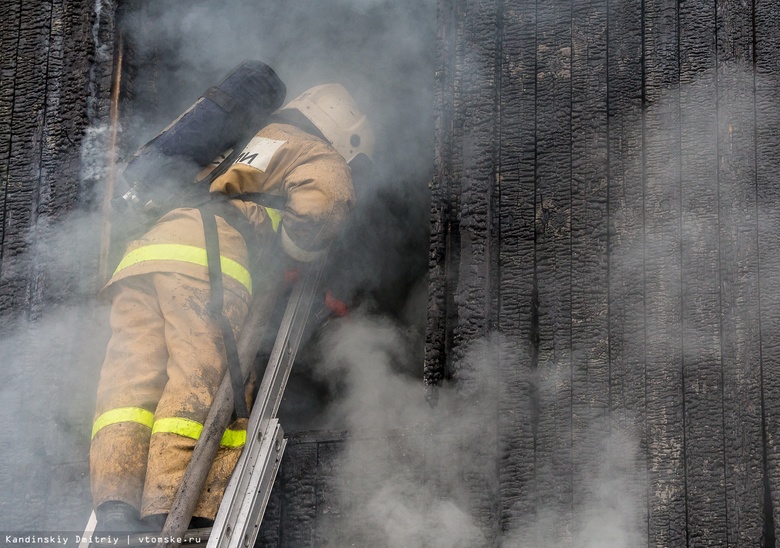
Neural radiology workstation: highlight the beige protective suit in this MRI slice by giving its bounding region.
[91,122,354,519]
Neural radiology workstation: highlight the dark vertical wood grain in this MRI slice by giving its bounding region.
[754,0,780,542]
[495,0,537,539]
[279,443,318,546]
[450,0,500,386]
[716,0,765,545]
[607,0,649,542]
[642,0,687,544]
[0,0,54,318]
[426,0,459,391]
[532,0,573,544]
[569,0,610,540]
[678,0,728,543]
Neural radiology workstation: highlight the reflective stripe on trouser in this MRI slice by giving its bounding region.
[90,272,251,519]
[91,410,246,448]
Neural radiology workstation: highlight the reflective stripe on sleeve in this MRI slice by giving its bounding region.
[92,407,155,439]
[152,417,246,448]
[113,244,252,295]
[264,207,283,232]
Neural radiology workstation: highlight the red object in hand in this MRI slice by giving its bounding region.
[324,291,349,317]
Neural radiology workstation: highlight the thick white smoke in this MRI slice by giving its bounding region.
[306,309,646,547]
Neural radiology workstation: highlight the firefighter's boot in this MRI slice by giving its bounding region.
[94,500,152,534]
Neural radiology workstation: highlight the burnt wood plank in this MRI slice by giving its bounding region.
[754,0,780,542]
[451,0,499,384]
[426,0,459,391]
[715,0,765,544]
[495,0,537,539]
[569,0,611,541]
[531,0,573,543]
[256,470,283,546]
[313,440,343,547]
[607,0,649,542]
[0,0,21,274]
[642,0,687,544]
[26,0,104,318]
[440,0,468,386]
[279,442,318,546]
[678,0,728,543]
[447,0,501,540]
[0,1,52,319]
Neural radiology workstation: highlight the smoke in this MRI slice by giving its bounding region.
[305,305,645,547]
[308,310,488,547]
[0,262,109,532]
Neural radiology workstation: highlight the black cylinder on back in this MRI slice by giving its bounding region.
[117,60,286,210]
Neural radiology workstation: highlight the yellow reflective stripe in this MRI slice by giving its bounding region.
[92,407,154,439]
[152,417,246,448]
[264,207,283,232]
[113,244,252,295]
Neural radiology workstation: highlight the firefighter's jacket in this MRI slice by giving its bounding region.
[91,122,354,519]
[104,122,355,300]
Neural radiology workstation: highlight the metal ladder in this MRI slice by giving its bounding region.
[206,255,326,547]
[80,255,326,548]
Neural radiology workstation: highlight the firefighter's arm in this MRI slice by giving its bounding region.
[209,134,294,196]
[279,153,354,263]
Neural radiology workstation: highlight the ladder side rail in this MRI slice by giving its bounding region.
[209,254,327,548]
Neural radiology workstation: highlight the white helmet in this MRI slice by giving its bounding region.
[279,83,374,165]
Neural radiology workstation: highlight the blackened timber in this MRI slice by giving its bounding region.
[313,441,342,547]
[607,0,648,541]
[256,473,282,546]
[679,0,728,543]
[426,0,459,390]
[0,0,21,303]
[532,0,573,543]
[716,0,765,543]
[754,0,780,541]
[570,0,611,540]
[642,0,687,543]
[448,0,502,540]
[26,0,64,319]
[27,0,105,318]
[279,443,318,547]
[0,0,52,318]
[451,0,499,384]
[496,0,537,538]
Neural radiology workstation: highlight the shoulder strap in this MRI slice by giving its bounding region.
[239,192,287,211]
[198,200,251,419]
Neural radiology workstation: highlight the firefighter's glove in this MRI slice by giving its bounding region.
[312,291,349,327]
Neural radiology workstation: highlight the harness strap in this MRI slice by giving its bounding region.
[240,192,287,211]
[199,202,250,419]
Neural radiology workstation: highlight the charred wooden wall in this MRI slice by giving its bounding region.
[427,0,780,545]
[0,0,115,322]
[0,0,117,531]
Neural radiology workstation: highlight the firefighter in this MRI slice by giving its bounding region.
[90,83,374,532]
